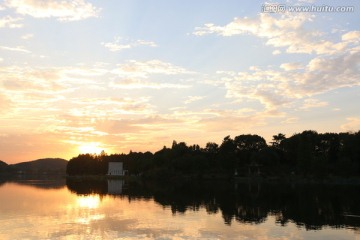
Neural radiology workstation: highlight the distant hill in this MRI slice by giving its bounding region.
[5,158,68,175]
[0,160,8,167]
[0,160,9,172]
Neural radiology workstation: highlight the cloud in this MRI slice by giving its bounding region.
[272,50,281,55]
[102,42,131,52]
[0,62,193,103]
[0,45,31,53]
[110,78,190,89]
[216,70,292,110]
[70,97,156,116]
[303,51,360,92]
[188,108,285,134]
[163,108,279,135]
[136,40,157,47]
[0,62,196,160]
[0,64,115,101]
[281,117,298,124]
[193,13,355,55]
[341,117,360,132]
[214,50,360,110]
[280,62,303,71]
[109,60,194,90]
[198,115,265,132]
[21,33,34,40]
[95,116,183,135]
[184,96,204,104]
[342,31,360,42]
[300,98,328,109]
[102,37,157,52]
[62,65,108,77]
[0,15,23,28]
[0,65,147,159]
[193,13,310,37]
[0,93,12,113]
[112,59,193,78]
[5,0,100,21]
[0,66,66,92]
[51,126,108,137]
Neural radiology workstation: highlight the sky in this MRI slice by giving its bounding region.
[0,0,359,163]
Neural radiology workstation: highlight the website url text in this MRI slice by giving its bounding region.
[261,4,355,13]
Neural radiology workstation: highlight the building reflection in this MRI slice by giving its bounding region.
[107,180,124,195]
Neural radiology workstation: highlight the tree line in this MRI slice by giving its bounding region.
[66,130,360,179]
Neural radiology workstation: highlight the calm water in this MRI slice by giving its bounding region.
[0,178,359,240]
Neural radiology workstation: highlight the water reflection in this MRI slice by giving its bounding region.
[77,195,101,209]
[0,178,359,239]
[0,176,65,189]
[66,179,360,230]
[107,179,124,195]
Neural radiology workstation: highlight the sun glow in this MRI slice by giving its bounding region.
[78,142,103,154]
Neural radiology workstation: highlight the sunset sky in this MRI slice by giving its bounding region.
[0,0,359,163]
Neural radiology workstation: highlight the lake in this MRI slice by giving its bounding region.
[0,178,359,240]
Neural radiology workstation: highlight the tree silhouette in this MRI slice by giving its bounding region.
[66,130,360,178]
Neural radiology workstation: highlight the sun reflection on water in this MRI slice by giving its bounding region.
[74,195,105,225]
[76,213,105,225]
[77,195,101,209]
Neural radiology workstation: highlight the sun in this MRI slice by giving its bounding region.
[78,142,103,154]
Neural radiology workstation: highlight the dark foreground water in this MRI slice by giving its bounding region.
[0,178,359,239]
